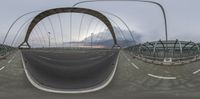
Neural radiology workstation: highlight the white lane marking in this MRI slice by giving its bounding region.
[193,69,200,74]
[8,56,15,64]
[38,55,52,60]
[8,59,12,64]
[164,71,170,73]
[0,66,5,71]
[148,74,176,80]
[131,62,139,69]
[123,53,131,62]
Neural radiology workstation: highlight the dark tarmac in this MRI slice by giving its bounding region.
[21,49,119,90]
[0,49,200,99]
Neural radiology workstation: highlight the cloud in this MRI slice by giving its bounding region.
[83,27,142,47]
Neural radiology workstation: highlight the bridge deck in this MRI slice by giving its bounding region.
[0,50,200,98]
[21,49,119,91]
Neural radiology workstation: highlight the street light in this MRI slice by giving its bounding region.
[48,32,51,47]
[91,33,94,48]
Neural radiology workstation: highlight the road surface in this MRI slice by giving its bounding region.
[0,50,200,99]
[21,49,119,92]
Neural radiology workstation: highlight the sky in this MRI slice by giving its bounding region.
[1,0,200,46]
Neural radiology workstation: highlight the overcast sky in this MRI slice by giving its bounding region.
[1,0,200,46]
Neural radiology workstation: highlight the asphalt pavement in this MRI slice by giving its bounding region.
[21,49,119,92]
[0,49,200,99]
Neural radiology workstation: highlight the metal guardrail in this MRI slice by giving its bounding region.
[0,44,15,59]
[126,40,200,65]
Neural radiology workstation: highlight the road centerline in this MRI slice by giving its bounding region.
[122,53,131,62]
[0,66,5,71]
[131,62,139,69]
[148,74,176,80]
[8,56,15,64]
[193,69,200,74]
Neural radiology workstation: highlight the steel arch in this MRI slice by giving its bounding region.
[19,7,118,48]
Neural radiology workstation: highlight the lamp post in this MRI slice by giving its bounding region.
[48,32,51,47]
[91,33,94,48]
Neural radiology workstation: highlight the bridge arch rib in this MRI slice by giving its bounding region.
[19,7,118,48]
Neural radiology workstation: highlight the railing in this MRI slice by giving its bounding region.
[126,40,200,65]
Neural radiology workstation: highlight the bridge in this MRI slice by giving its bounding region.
[7,7,123,93]
[1,0,200,99]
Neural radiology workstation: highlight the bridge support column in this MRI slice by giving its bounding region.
[112,44,121,49]
[18,41,31,49]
